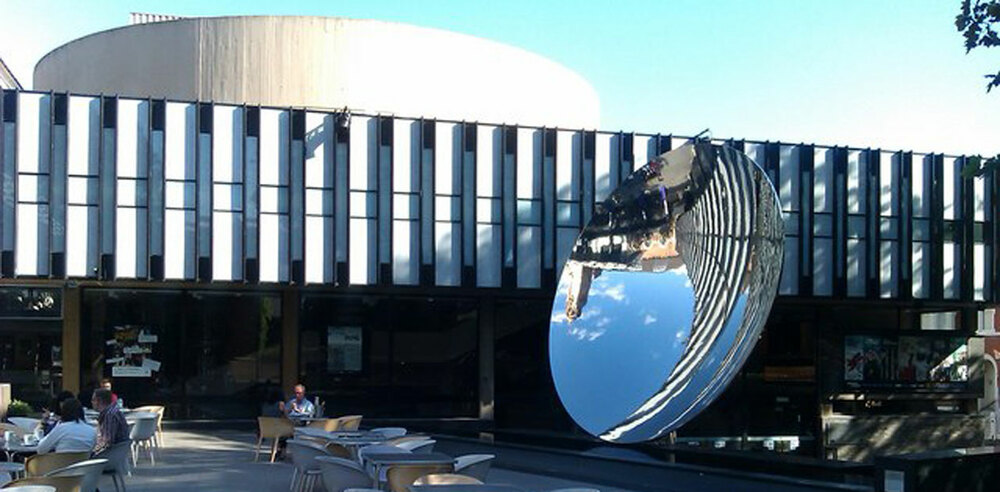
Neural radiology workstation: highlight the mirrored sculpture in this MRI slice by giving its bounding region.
[549,141,783,443]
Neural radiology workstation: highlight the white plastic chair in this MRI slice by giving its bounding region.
[129,406,164,448]
[397,439,435,454]
[453,454,495,482]
[44,458,108,492]
[129,416,158,466]
[6,419,39,432]
[369,427,406,439]
[286,439,330,492]
[315,456,371,492]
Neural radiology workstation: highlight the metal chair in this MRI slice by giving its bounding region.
[128,406,164,448]
[255,417,294,463]
[397,439,435,454]
[369,427,406,439]
[286,439,331,492]
[413,473,483,485]
[323,442,353,460]
[94,440,131,492]
[337,415,362,431]
[385,463,454,492]
[44,459,107,492]
[128,417,158,466]
[315,456,371,492]
[356,445,409,484]
[453,454,495,482]
[307,418,341,432]
[24,453,90,478]
[383,435,427,447]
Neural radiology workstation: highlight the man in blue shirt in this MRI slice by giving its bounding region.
[282,383,315,419]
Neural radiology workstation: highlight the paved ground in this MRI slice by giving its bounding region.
[117,429,639,492]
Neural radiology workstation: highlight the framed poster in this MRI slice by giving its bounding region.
[106,325,161,378]
[327,326,362,373]
[844,334,968,391]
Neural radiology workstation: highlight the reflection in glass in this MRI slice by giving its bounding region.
[549,142,783,443]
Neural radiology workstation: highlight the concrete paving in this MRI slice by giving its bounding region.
[117,429,638,492]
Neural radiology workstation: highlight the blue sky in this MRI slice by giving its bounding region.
[1,0,997,154]
[550,268,694,436]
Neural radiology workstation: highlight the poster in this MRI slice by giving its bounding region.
[844,334,968,390]
[327,326,362,373]
[106,325,161,378]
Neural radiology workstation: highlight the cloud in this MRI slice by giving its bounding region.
[568,325,606,342]
[592,282,625,302]
[644,314,657,325]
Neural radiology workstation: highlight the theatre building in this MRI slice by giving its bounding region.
[0,15,996,462]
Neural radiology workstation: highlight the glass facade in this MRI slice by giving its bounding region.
[300,295,478,418]
[0,287,63,408]
[0,88,995,460]
[81,289,281,418]
[495,299,573,432]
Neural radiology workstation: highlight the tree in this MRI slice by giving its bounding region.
[957,0,1000,91]
[956,1,1000,176]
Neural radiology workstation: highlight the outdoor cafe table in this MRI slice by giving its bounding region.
[294,428,382,440]
[361,452,455,488]
[409,486,525,492]
[294,429,387,459]
[289,416,326,426]
[0,441,37,462]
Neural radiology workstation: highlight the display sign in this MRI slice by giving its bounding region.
[327,326,362,373]
[0,287,62,318]
[106,325,161,378]
[844,335,968,391]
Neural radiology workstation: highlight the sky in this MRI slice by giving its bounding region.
[0,0,998,155]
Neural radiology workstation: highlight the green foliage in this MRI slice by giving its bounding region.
[6,399,33,417]
[956,0,1000,92]
[961,154,1000,178]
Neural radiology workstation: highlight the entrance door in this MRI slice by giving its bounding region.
[985,354,998,441]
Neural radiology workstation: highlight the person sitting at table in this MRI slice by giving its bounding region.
[40,390,76,435]
[36,398,96,454]
[261,384,285,418]
[91,388,129,456]
[283,384,315,419]
[101,378,125,410]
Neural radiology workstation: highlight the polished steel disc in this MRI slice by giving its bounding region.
[548,142,783,443]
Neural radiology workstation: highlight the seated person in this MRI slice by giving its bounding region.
[261,386,285,418]
[36,398,96,454]
[91,388,129,456]
[41,390,76,435]
[283,384,315,419]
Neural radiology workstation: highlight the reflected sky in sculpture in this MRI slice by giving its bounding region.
[549,142,783,443]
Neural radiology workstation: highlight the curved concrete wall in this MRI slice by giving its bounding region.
[34,16,600,129]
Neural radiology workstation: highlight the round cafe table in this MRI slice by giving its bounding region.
[0,441,38,462]
[3,485,55,492]
[0,461,26,481]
